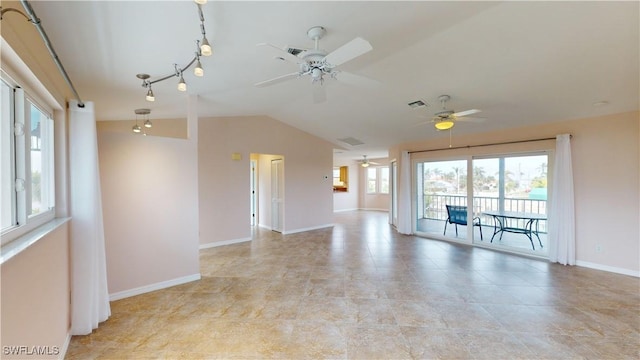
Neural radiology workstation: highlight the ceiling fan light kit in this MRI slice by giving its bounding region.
[434,119,455,131]
[135,0,213,103]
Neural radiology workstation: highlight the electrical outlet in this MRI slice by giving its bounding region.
[596,244,602,253]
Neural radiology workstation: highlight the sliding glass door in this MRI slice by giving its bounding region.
[472,153,549,254]
[414,152,549,256]
[415,159,482,242]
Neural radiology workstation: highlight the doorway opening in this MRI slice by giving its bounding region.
[250,153,284,232]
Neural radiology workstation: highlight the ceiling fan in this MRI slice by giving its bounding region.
[254,26,374,103]
[359,155,379,168]
[429,95,483,131]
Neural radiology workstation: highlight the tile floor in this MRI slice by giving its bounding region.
[65,211,639,359]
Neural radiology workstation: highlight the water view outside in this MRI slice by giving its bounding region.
[416,154,548,254]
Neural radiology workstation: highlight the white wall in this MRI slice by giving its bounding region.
[97,119,200,295]
[198,115,335,245]
[390,111,640,275]
[0,223,70,360]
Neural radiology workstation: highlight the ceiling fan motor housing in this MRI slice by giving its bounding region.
[435,110,455,118]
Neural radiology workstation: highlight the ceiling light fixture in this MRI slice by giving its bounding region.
[176,65,187,92]
[178,75,187,92]
[200,35,212,57]
[434,119,455,131]
[194,55,204,77]
[135,1,212,101]
[132,109,152,135]
[361,162,370,168]
[145,87,155,102]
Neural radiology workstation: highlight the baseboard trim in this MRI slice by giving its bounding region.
[109,273,201,301]
[59,333,71,360]
[334,208,359,213]
[282,223,334,235]
[576,260,639,277]
[359,208,389,212]
[200,237,251,249]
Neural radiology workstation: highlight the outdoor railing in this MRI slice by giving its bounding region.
[423,194,547,233]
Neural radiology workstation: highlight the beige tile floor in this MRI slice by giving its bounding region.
[66,211,639,359]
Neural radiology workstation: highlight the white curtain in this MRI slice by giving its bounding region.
[68,100,111,335]
[548,134,575,265]
[397,151,412,234]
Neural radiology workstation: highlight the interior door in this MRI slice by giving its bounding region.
[250,159,257,226]
[271,158,284,232]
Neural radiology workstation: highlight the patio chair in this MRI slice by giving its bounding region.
[444,205,483,240]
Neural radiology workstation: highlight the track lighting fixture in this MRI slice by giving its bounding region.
[134,1,212,102]
[146,87,155,102]
[178,73,187,92]
[175,64,188,92]
[132,109,152,135]
[200,36,212,56]
[194,57,204,77]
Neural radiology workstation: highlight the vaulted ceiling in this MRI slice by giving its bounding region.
[20,1,640,160]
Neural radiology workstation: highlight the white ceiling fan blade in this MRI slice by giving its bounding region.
[322,37,372,66]
[254,72,299,88]
[336,71,380,89]
[453,109,481,117]
[256,43,301,64]
[312,84,327,104]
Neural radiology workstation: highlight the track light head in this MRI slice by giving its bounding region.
[201,36,212,56]
[194,59,204,77]
[178,74,187,92]
[146,88,155,102]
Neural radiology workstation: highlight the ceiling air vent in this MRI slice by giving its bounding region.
[408,99,428,108]
[338,137,364,146]
[286,47,305,56]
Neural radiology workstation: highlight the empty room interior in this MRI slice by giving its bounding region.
[0,1,638,359]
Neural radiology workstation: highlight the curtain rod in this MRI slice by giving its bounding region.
[408,135,572,154]
[18,0,85,108]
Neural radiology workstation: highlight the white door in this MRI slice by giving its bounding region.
[271,159,284,232]
[250,160,257,226]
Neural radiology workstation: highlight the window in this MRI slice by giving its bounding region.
[1,80,15,231]
[379,167,389,194]
[366,166,389,194]
[1,77,55,244]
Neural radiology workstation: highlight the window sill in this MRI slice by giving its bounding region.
[0,217,71,265]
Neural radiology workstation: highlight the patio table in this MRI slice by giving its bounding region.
[483,210,546,250]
